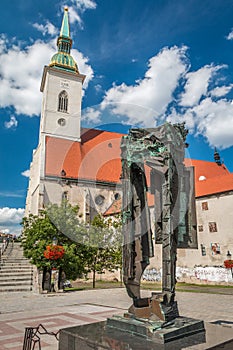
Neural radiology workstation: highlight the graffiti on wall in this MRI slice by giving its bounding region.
[142,268,162,282]
[193,266,229,282]
[142,266,232,283]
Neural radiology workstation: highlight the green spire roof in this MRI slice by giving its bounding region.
[60,6,70,38]
[49,7,79,74]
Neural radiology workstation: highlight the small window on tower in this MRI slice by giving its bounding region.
[58,118,66,126]
[58,90,68,113]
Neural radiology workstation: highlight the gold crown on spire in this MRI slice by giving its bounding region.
[64,6,68,11]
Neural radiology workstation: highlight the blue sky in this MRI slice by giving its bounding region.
[1,0,233,235]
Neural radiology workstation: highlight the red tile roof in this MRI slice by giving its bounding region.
[45,129,122,183]
[184,159,232,197]
[184,159,229,180]
[45,130,233,198]
[104,198,121,216]
[194,173,233,197]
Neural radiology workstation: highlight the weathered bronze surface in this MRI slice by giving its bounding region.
[120,122,197,322]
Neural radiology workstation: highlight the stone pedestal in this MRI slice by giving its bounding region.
[107,315,204,343]
[59,320,233,350]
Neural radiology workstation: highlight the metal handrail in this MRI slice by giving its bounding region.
[0,240,14,267]
[22,324,59,350]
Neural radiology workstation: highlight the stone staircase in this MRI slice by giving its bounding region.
[0,242,33,292]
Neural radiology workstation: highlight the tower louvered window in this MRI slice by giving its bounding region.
[58,90,68,112]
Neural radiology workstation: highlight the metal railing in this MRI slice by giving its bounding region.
[22,324,59,350]
[0,239,13,266]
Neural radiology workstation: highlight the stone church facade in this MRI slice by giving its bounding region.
[25,8,233,276]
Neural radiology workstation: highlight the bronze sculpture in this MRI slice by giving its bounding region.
[119,122,197,322]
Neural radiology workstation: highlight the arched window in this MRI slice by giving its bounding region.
[58,90,68,112]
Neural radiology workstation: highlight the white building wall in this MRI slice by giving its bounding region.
[147,191,233,271]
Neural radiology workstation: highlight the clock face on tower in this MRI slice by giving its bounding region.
[57,118,66,126]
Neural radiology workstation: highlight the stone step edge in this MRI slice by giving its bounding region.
[0,288,32,292]
[0,278,32,281]
[0,282,33,286]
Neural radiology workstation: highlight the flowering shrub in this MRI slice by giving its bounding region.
[43,245,65,260]
[224,260,233,269]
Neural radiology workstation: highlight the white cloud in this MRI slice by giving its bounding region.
[21,170,30,178]
[167,107,196,131]
[101,46,188,127]
[0,35,93,116]
[0,191,25,198]
[68,6,83,25]
[193,98,233,148]
[33,21,58,36]
[0,225,22,237]
[66,0,97,26]
[72,49,94,87]
[0,38,55,116]
[210,85,233,98]
[0,207,24,225]
[180,65,225,107]
[94,84,102,93]
[226,29,233,40]
[169,97,233,148]
[4,115,18,129]
[82,107,101,124]
[71,0,97,11]
[0,228,9,234]
[97,45,233,149]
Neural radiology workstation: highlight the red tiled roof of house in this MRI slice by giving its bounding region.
[45,131,233,198]
[184,158,229,180]
[195,173,233,197]
[184,159,232,197]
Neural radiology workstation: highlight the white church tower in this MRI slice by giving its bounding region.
[25,7,85,215]
[40,6,85,142]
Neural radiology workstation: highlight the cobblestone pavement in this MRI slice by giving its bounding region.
[0,288,233,349]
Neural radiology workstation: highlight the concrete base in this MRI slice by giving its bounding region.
[58,320,233,349]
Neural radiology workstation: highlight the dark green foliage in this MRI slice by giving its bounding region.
[21,201,86,279]
[21,202,122,284]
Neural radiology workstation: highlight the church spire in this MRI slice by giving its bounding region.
[60,6,70,38]
[57,6,72,54]
[49,7,79,73]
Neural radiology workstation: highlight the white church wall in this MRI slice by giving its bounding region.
[25,145,42,215]
[41,68,83,141]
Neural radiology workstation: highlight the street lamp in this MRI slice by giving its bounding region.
[227,250,232,260]
[52,237,58,246]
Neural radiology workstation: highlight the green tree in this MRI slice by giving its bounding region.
[21,201,86,280]
[84,214,122,288]
[21,202,123,286]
